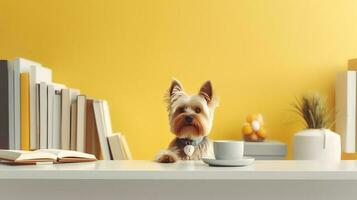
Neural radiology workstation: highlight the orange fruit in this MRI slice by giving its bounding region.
[256,128,267,139]
[249,133,258,141]
[242,123,253,135]
[246,114,257,123]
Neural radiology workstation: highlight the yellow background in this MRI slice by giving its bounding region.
[1,0,357,159]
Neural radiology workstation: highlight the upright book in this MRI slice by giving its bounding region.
[52,91,62,149]
[70,102,78,150]
[47,83,66,149]
[20,73,30,150]
[0,60,11,149]
[38,82,48,149]
[336,71,356,153]
[61,88,80,150]
[76,95,87,152]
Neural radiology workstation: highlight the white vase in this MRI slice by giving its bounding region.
[293,129,341,160]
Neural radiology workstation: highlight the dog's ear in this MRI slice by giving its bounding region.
[199,80,213,103]
[169,79,184,97]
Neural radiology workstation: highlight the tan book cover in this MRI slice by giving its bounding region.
[85,99,102,159]
[108,134,125,160]
[70,102,77,150]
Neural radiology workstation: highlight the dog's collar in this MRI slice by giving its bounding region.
[177,137,205,146]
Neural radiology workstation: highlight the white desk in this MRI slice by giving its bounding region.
[1,160,357,200]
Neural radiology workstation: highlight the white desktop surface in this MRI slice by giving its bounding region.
[1,160,357,200]
[0,160,357,180]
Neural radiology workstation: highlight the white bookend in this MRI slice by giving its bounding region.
[61,88,80,150]
[108,133,125,160]
[47,83,66,148]
[336,71,356,153]
[93,100,111,160]
[76,96,87,152]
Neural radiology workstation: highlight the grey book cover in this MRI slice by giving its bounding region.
[0,60,9,149]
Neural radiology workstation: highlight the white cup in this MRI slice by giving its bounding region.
[213,140,244,160]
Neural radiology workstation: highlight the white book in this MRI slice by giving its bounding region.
[47,85,54,148]
[61,88,80,150]
[7,62,15,149]
[70,102,77,151]
[38,82,48,149]
[336,71,356,153]
[107,133,125,160]
[10,58,52,150]
[76,95,87,152]
[102,100,113,136]
[121,135,132,160]
[93,100,111,160]
[47,83,66,148]
[52,92,62,149]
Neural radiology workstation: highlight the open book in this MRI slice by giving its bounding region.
[0,149,96,165]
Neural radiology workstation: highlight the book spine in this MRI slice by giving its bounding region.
[77,96,86,152]
[8,61,15,149]
[39,83,48,149]
[20,73,30,150]
[53,92,61,149]
[13,61,21,150]
[47,85,54,148]
[0,60,10,149]
[70,102,77,150]
[336,71,356,153]
[85,99,102,159]
[93,100,111,160]
[61,89,70,150]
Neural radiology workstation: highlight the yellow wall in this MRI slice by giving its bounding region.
[1,0,357,159]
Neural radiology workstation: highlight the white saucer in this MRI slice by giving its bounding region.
[202,157,255,167]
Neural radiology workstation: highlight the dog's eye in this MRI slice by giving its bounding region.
[195,107,201,114]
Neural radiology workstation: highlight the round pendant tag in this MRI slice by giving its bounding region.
[184,145,195,157]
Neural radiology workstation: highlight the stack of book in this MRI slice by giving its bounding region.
[0,58,131,160]
[335,58,357,153]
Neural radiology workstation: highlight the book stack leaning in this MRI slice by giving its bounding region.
[0,58,131,165]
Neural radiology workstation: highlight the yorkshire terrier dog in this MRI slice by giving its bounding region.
[156,79,217,163]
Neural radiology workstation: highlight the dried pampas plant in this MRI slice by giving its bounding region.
[293,93,333,129]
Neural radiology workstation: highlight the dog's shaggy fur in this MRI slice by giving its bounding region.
[156,79,217,163]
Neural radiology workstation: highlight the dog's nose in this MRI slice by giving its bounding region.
[185,116,194,124]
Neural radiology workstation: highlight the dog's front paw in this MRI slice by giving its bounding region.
[156,150,178,163]
[158,154,177,163]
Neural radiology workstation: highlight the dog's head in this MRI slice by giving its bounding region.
[166,79,217,139]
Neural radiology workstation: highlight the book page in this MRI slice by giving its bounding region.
[36,149,96,159]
